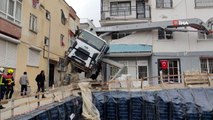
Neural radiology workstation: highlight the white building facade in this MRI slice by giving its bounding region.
[100,0,213,84]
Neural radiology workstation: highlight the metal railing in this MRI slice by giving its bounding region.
[101,5,151,20]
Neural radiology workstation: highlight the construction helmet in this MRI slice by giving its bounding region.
[0,67,5,74]
[7,69,14,74]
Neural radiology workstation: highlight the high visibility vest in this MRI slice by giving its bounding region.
[0,75,5,85]
[5,74,14,85]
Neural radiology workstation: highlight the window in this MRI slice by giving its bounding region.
[158,59,181,83]
[138,66,148,80]
[110,61,127,78]
[158,29,173,40]
[46,10,50,20]
[200,58,213,73]
[136,1,151,19]
[44,36,49,46]
[61,9,66,25]
[78,30,106,51]
[0,0,22,24]
[29,13,37,33]
[28,48,40,67]
[0,40,17,68]
[58,58,66,72]
[110,60,149,80]
[60,34,65,46]
[198,24,213,39]
[111,32,131,40]
[110,2,131,16]
[195,0,213,8]
[156,0,173,8]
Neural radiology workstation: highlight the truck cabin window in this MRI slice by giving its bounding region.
[78,30,105,51]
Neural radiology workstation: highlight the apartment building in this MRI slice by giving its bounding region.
[100,0,213,84]
[0,0,79,92]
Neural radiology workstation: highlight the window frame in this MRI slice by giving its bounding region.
[29,13,37,33]
[44,36,49,46]
[0,40,17,68]
[46,10,51,21]
[200,58,213,74]
[0,0,22,25]
[27,48,40,67]
[110,1,131,16]
[158,59,181,83]
[111,32,131,40]
[61,9,66,25]
[156,0,173,8]
[60,34,65,46]
[158,29,173,40]
[195,0,213,8]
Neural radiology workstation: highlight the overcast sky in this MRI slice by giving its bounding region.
[65,0,101,27]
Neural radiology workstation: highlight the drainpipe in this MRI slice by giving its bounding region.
[47,12,51,88]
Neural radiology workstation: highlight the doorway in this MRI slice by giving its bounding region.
[49,63,55,87]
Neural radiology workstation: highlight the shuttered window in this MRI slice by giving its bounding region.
[27,48,40,67]
[0,40,17,68]
[0,40,6,66]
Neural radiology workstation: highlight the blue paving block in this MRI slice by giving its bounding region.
[106,97,117,120]
[48,108,59,120]
[37,111,49,120]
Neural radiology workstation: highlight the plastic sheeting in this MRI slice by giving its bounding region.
[93,88,213,120]
[8,96,83,120]
[78,82,100,120]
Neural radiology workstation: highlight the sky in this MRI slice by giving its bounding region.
[65,0,101,27]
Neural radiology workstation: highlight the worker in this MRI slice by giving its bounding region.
[35,70,46,98]
[19,72,29,96]
[0,67,7,109]
[5,69,15,99]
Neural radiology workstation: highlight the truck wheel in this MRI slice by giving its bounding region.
[90,74,98,80]
[90,71,100,80]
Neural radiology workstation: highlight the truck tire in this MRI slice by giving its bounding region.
[90,70,100,80]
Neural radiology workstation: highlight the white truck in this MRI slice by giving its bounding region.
[64,29,109,79]
[64,18,213,80]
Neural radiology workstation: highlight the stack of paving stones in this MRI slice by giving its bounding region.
[93,88,213,120]
[8,96,83,120]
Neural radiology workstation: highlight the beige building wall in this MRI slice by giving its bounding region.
[15,0,79,92]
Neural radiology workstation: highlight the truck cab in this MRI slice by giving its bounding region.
[66,29,109,79]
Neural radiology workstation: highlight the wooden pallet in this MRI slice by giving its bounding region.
[184,71,211,87]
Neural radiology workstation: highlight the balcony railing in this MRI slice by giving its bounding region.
[101,5,151,21]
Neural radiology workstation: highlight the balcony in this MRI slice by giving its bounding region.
[100,5,151,26]
[0,18,21,39]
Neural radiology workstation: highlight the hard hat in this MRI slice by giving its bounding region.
[0,67,5,74]
[7,69,14,74]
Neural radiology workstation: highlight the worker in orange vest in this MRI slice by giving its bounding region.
[5,69,15,99]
